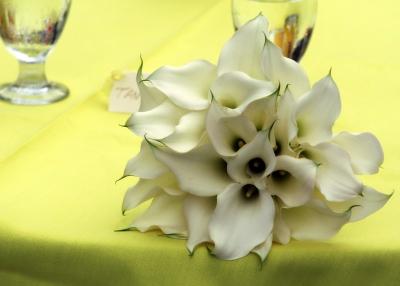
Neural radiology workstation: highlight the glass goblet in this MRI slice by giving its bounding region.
[232,0,317,62]
[0,0,71,105]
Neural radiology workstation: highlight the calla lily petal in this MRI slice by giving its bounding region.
[184,195,216,253]
[303,143,363,201]
[123,173,183,214]
[122,179,161,214]
[268,156,316,207]
[211,71,276,115]
[332,132,384,175]
[218,14,267,79]
[296,75,341,145]
[136,59,165,112]
[242,91,278,131]
[207,100,258,157]
[162,111,207,153]
[153,144,232,196]
[227,131,276,183]
[327,186,392,222]
[123,140,168,179]
[273,88,298,156]
[126,100,187,139]
[209,184,275,260]
[131,193,187,235]
[252,233,273,262]
[148,60,216,110]
[273,205,291,245]
[282,199,351,240]
[262,38,310,97]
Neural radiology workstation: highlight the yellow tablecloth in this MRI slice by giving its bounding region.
[1,0,399,285]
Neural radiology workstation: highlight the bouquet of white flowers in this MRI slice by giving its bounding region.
[118,15,390,261]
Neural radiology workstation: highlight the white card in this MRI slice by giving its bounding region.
[108,72,141,113]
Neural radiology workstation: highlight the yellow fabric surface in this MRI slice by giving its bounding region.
[0,0,400,285]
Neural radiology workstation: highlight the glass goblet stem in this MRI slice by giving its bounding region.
[17,62,47,87]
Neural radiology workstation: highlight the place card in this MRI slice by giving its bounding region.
[109,71,141,113]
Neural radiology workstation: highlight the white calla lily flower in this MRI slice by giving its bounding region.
[131,192,187,235]
[122,172,183,215]
[242,90,278,131]
[126,100,187,139]
[262,37,310,97]
[207,100,258,157]
[302,142,363,201]
[267,156,316,207]
[273,204,291,245]
[227,131,276,183]
[161,111,207,153]
[136,59,165,112]
[271,88,298,156]
[119,14,389,262]
[326,186,392,222]
[153,143,232,197]
[252,234,273,262]
[211,71,276,114]
[218,14,268,79]
[122,140,168,180]
[282,199,351,240]
[332,132,384,175]
[148,60,216,111]
[209,183,275,260]
[296,74,341,145]
[184,195,216,253]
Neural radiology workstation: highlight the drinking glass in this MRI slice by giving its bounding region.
[0,0,71,105]
[232,0,317,62]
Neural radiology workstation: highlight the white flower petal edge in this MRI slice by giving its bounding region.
[153,144,232,196]
[273,88,298,156]
[282,199,351,240]
[161,111,207,153]
[326,186,392,222]
[296,74,341,145]
[262,38,310,97]
[218,14,268,79]
[131,193,187,235]
[148,60,216,111]
[209,184,275,260]
[123,140,168,180]
[303,142,363,201]
[126,100,187,139]
[332,132,384,175]
[268,156,316,207]
[242,91,278,131]
[227,131,276,184]
[211,71,276,115]
[136,59,165,112]
[207,100,257,157]
[252,233,273,262]
[273,205,291,244]
[184,195,216,253]
[123,173,183,214]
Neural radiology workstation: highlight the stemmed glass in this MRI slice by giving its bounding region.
[0,0,71,105]
[232,0,317,62]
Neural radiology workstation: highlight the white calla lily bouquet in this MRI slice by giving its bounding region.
[118,15,390,261]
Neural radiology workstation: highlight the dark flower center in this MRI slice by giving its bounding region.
[241,184,259,200]
[248,157,266,174]
[271,170,291,183]
[273,142,281,155]
[233,138,246,152]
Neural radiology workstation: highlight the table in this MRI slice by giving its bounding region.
[1,0,399,285]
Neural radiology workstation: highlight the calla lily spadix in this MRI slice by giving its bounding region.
[117,14,391,261]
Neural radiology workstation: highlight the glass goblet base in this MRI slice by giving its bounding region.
[0,82,69,105]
